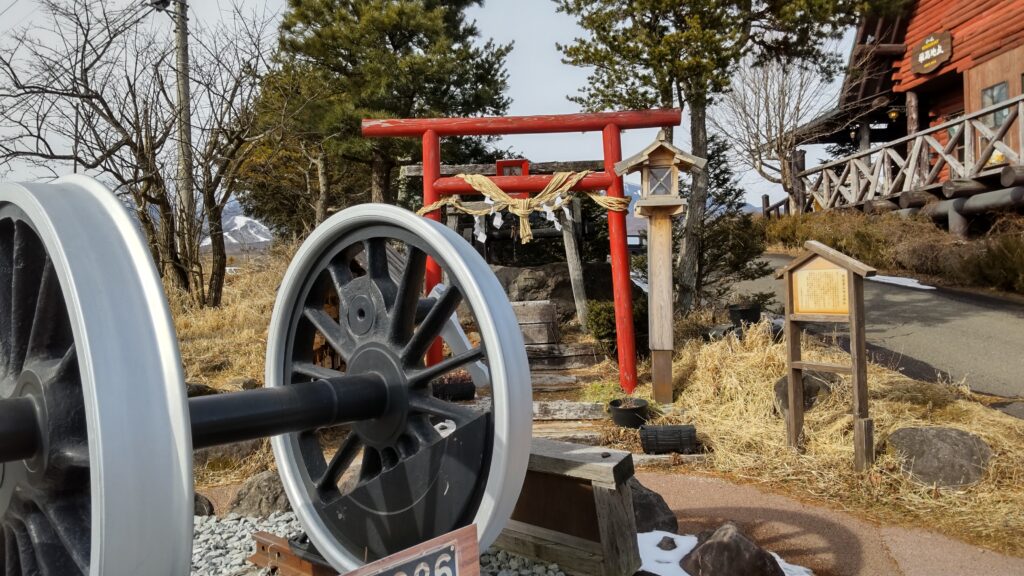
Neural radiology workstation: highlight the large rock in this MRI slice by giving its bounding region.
[627,477,677,533]
[772,372,836,418]
[680,523,784,576]
[228,470,292,516]
[887,427,992,488]
[491,262,628,321]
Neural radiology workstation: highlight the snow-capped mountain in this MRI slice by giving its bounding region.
[201,214,272,252]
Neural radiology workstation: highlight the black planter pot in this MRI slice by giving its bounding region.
[640,424,698,455]
[609,398,650,428]
[728,303,761,327]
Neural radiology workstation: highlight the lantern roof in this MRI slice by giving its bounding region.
[614,129,707,176]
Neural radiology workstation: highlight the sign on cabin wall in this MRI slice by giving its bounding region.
[911,31,952,75]
[792,258,850,316]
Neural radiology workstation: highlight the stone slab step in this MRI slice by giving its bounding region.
[531,421,604,446]
[465,398,607,421]
[526,342,606,370]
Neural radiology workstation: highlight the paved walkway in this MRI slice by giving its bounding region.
[736,254,1024,398]
[637,471,1024,576]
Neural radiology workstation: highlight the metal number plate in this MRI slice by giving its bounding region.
[344,524,479,576]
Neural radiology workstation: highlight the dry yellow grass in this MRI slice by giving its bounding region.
[586,322,1024,556]
[170,246,296,487]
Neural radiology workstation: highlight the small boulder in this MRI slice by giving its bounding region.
[887,427,992,488]
[228,470,292,516]
[627,477,677,533]
[773,372,835,418]
[194,493,215,516]
[186,383,220,398]
[680,523,784,576]
[656,536,677,551]
[228,377,261,390]
[193,439,264,468]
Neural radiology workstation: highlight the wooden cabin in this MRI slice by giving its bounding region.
[794,1,1024,231]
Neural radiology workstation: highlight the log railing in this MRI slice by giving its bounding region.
[799,94,1024,211]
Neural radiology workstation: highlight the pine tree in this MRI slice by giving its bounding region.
[554,0,905,312]
[277,0,513,204]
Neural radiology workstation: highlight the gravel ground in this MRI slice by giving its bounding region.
[191,513,565,576]
[191,512,302,576]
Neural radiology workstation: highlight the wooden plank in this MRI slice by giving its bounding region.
[849,272,872,472]
[790,313,851,324]
[854,418,875,473]
[784,270,804,451]
[532,401,606,421]
[803,240,877,277]
[495,520,605,576]
[593,484,642,576]
[510,470,601,542]
[528,438,634,488]
[648,214,674,351]
[560,198,589,327]
[849,273,869,419]
[249,533,335,576]
[791,361,853,375]
[651,349,673,405]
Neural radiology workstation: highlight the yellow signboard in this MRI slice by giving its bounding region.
[792,258,849,315]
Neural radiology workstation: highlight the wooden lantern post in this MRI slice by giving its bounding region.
[776,241,877,471]
[615,131,706,404]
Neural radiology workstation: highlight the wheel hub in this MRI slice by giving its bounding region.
[346,344,408,449]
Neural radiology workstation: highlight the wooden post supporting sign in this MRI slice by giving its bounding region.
[776,241,877,471]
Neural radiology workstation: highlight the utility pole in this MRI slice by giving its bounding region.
[172,0,196,286]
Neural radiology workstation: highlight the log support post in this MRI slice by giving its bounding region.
[647,212,676,405]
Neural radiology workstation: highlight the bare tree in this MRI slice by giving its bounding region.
[0,0,273,307]
[711,56,834,207]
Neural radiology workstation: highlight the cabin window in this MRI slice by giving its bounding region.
[981,82,1009,128]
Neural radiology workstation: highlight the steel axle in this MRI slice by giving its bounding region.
[0,374,392,463]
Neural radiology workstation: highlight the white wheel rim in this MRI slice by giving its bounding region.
[0,175,192,575]
[268,204,531,572]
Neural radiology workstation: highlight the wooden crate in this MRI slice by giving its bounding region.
[495,439,641,576]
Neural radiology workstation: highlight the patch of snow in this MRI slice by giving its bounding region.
[637,531,814,576]
[868,275,936,290]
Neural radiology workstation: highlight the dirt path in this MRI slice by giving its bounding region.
[637,471,1024,576]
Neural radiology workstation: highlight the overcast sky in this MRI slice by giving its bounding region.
[0,0,850,204]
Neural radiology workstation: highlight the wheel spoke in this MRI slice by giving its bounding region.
[293,361,344,381]
[302,307,356,360]
[408,394,477,424]
[402,285,462,366]
[364,238,389,281]
[35,497,90,574]
[389,246,426,343]
[0,218,13,377]
[9,519,37,575]
[27,259,72,362]
[407,347,484,388]
[11,221,46,375]
[3,525,20,574]
[316,433,362,492]
[326,260,354,296]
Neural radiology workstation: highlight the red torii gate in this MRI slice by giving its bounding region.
[362,108,682,393]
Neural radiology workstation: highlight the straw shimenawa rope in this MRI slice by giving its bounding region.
[416,171,630,243]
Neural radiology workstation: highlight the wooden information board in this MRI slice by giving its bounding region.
[792,259,849,316]
[776,241,877,472]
